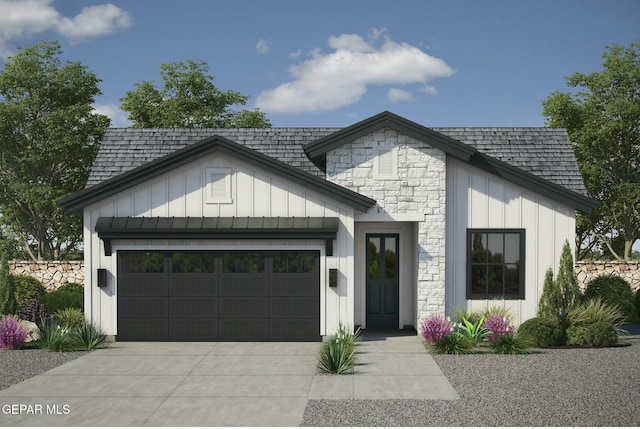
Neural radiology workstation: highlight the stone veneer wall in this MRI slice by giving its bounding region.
[326,128,447,322]
[9,260,84,292]
[575,261,640,293]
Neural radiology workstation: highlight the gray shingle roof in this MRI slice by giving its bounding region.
[86,126,586,196]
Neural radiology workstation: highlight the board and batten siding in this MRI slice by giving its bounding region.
[445,158,576,324]
[82,153,355,336]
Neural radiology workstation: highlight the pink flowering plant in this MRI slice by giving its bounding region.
[0,316,28,349]
[482,314,515,343]
[420,314,454,344]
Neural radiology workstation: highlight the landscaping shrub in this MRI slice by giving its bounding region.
[35,321,77,352]
[452,308,482,325]
[12,274,46,308]
[54,308,85,330]
[421,314,454,344]
[635,289,640,319]
[517,317,566,347]
[487,334,531,354]
[0,316,28,349]
[0,252,17,316]
[538,241,580,325]
[567,298,624,326]
[42,289,83,313]
[456,317,490,346]
[17,299,51,326]
[482,303,513,321]
[483,314,515,343]
[584,275,638,322]
[566,321,618,347]
[317,324,359,374]
[73,321,107,350]
[429,331,476,355]
[57,283,84,295]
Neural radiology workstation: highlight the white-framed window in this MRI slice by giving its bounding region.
[204,167,232,204]
[374,147,397,179]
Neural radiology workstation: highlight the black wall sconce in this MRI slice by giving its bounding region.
[329,268,338,288]
[97,268,107,288]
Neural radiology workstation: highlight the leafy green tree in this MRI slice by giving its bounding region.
[542,41,640,260]
[0,252,17,315]
[0,41,110,261]
[120,59,271,128]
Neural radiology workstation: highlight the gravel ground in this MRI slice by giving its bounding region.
[0,348,89,391]
[302,324,640,427]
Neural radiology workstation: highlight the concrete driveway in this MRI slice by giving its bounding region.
[0,335,458,427]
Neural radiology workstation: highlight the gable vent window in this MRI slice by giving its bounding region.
[205,167,232,204]
[374,148,397,179]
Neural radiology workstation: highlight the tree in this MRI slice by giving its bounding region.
[542,41,640,260]
[120,59,271,128]
[537,241,580,326]
[0,41,110,261]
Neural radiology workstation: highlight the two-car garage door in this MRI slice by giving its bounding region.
[117,250,320,341]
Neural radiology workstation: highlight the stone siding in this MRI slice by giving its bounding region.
[9,261,84,292]
[575,261,640,293]
[326,127,447,324]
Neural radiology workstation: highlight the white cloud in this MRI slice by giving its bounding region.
[387,88,414,103]
[288,49,302,58]
[256,38,271,55]
[256,30,455,113]
[92,103,131,128]
[0,0,131,56]
[421,85,438,96]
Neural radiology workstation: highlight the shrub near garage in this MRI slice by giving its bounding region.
[584,275,638,323]
[42,287,83,313]
[12,274,45,308]
[517,317,566,347]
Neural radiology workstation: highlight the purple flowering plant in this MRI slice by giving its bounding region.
[420,314,454,344]
[482,314,515,343]
[0,316,28,349]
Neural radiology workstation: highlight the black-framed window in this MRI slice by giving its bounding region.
[467,229,525,299]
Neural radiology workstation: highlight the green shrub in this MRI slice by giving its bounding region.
[487,334,531,354]
[482,303,513,321]
[72,321,107,350]
[566,321,618,347]
[635,289,640,319]
[54,308,85,330]
[429,332,476,355]
[567,298,624,326]
[12,274,46,308]
[584,275,638,322]
[42,290,83,313]
[317,324,359,375]
[517,317,566,347]
[538,241,580,324]
[452,308,482,325]
[57,283,84,295]
[0,252,17,315]
[35,321,77,352]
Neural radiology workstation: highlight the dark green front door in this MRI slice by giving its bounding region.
[366,234,399,329]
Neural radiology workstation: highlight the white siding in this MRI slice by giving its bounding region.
[83,153,355,336]
[446,158,576,324]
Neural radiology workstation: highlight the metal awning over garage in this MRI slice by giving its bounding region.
[95,216,340,256]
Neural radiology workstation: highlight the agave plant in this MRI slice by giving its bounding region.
[456,317,491,345]
[72,321,107,350]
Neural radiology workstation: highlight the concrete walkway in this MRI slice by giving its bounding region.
[0,335,458,427]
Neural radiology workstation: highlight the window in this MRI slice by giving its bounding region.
[172,252,216,273]
[205,167,232,203]
[273,252,316,273]
[122,252,165,273]
[223,252,265,273]
[467,229,525,299]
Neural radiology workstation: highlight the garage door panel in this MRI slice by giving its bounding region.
[118,319,168,341]
[169,276,218,296]
[170,298,218,318]
[270,319,320,341]
[270,277,317,296]
[220,319,269,340]
[219,278,268,296]
[219,298,268,318]
[270,297,319,318]
[119,298,168,318]
[118,277,168,296]
[169,319,218,341]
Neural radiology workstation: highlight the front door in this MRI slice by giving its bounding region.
[366,234,399,329]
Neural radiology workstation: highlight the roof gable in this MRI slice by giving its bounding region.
[303,111,477,163]
[59,135,376,213]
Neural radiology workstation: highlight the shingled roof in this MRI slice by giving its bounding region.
[86,125,587,197]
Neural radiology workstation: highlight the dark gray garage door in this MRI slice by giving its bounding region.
[117,251,320,341]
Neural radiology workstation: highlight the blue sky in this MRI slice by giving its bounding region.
[1,0,638,128]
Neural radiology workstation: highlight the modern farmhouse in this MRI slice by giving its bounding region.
[59,111,597,341]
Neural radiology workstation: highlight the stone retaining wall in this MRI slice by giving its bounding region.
[575,261,640,293]
[9,260,84,292]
